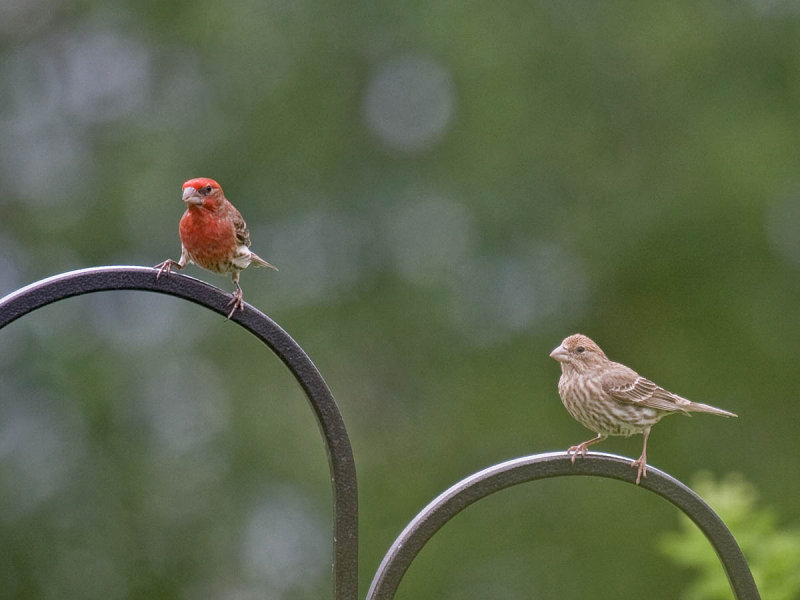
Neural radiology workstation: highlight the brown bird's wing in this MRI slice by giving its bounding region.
[229,206,251,248]
[601,366,691,414]
[225,201,278,270]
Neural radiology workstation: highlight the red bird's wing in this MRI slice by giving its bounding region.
[230,207,251,248]
[601,368,691,414]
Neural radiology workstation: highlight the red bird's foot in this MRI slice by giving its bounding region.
[567,443,589,464]
[632,455,647,485]
[226,289,244,319]
[154,259,178,279]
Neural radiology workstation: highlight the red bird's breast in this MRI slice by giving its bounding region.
[179,207,238,274]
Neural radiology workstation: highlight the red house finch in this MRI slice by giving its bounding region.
[155,177,277,318]
[550,334,737,484]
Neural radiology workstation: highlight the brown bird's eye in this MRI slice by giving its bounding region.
[576,346,585,353]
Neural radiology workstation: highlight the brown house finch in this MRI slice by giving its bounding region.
[550,334,737,484]
[155,177,277,318]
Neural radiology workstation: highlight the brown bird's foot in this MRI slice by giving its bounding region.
[632,454,647,485]
[631,428,650,485]
[566,433,607,464]
[567,443,590,464]
[226,288,244,319]
[154,259,178,279]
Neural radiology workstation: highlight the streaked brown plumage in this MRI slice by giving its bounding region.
[550,334,737,484]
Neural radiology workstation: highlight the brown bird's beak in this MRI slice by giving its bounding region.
[549,344,569,362]
[182,186,203,205]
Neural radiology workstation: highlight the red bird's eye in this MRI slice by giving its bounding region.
[203,185,212,194]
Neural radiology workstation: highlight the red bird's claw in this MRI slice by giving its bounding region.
[226,291,244,319]
[154,260,173,280]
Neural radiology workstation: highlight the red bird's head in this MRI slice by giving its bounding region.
[182,177,224,211]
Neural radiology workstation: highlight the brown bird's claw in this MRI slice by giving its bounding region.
[154,259,176,280]
[226,288,244,319]
[632,455,647,485]
[566,434,606,464]
[567,443,589,464]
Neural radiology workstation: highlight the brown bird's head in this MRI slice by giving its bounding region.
[550,333,609,374]
[182,177,225,211]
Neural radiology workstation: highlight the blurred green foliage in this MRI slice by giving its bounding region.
[2,0,800,598]
[660,473,800,600]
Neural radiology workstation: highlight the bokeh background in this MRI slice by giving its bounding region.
[2,1,799,598]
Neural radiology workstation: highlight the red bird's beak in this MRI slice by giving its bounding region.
[550,344,569,362]
[182,186,203,205]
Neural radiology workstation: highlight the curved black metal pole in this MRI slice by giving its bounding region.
[0,266,358,600]
[366,451,760,600]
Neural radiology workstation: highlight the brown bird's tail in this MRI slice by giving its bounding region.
[687,401,737,418]
[250,252,278,271]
